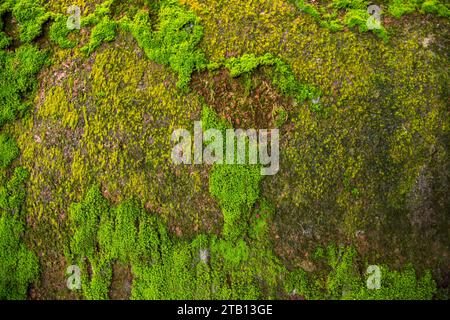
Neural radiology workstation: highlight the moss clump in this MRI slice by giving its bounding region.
[69,185,285,300]
[0,167,29,213]
[285,245,437,300]
[0,44,47,128]
[388,0,449,18]
[289,0,448,38]
[49,14,79,49]
[0,211,39,300]
[203,106,262,240]
[210,164,262,240]
[214,53,321,105]
[3,0,446,300]
[224,53,275,77]
[0,165,38,300]
[0,0,49,301]
[75,0,206,88]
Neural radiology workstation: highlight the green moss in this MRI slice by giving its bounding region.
[225,53,275,77]
[73,0,206,88]
[81,16,117,55]
[343,9,370,32]
[0,212,39,300]
[386,0,450,18]
[292,1,321,20]
[0,134,19,169]
[319,19,344,32]
[248,198,274,243]
[272,106,288,127]
[0,167,29,213]
[49,14,79,49]
[68,185,111,299]
[0,1,49,301]
[331,0,368,10]
[0,31,11,49]
[271,56,321,102]
[289,0,448,40]
[67,187,435,300]
[421,0,450,17]
[2,0,446,300]
[11,0,51,43]
[215,53,321,105]
[0,165,37,300]
[388,0,418,18]
[285,245,437,300]
[68,185,287,300]
[122,1,207,89]
[203,106,263,240]
[201,105,231,132]
[210,164,261,240]
[0,44,47,128]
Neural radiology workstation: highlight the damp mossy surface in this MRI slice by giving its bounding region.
[0,0,448,299]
